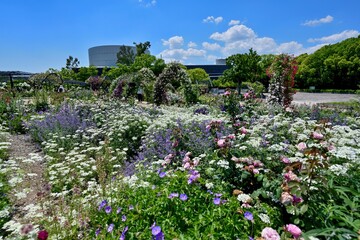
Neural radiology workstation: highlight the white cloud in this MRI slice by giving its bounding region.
[203,16,223,24]
[276,41,304,54]
[228,20,240,26]
[308,30,359,43]
[210,25,256,42]
[202,42,221,51]
[187,41,197,48]
[158,48,206,62]
[138,0,157,7]
[162,36,184,49]
[302,15,334,26]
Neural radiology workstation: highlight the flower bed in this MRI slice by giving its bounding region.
[2,97,360,239]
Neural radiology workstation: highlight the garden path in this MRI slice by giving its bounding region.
[7,134,46,224]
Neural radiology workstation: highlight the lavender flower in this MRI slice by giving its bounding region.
[95,228,100,236]
[122,215,127,222]
[151,223,164,240]
[129,205,134,210]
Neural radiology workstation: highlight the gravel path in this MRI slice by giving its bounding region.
[292,92,359,105]
[7,134,46,223]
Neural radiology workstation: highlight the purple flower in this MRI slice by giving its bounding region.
[95,228,100,236]
[187,170,200,184]
[119,226,128,240]
[152,226,162,236]
[129,205,134,210]
[98,200,107,210]
[122,215,127,222]
[207,190,213,194]
[117,207,122,214]
[105,206,112,214]
[244,211,254,221]
[168,193,179,199]
[179,194,188,201]
[151,223,164,240]
[107,223,114,232]
[213,197,221,205]
[159,172,166,178]
[214,193,222,197]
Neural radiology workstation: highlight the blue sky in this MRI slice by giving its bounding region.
[1,0,359,73]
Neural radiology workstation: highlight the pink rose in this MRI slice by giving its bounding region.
[240,127,247,135]
[281,156,290,164]
[280,192,293,205]
[284,171,300,182]
[285,224,302,238]
[183,162,191,169]
[227,134,235,140]
[261,227,280,240]
[217,139,226,148]
[297,142,307,151]
[312,132,324,139]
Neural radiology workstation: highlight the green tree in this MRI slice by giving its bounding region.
[134,41,151,56]
[66,56,80,69]
[75,66,98,82]
[117,45,136,66]
[186,68,210,84]
[223,48,261,93]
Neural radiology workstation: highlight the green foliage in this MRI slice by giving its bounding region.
[65,56,80,69]
[242,81,265,97]
[76,66,98,82]
[296,36,360,89]
[133,41,151,56]
[34,90,50,112]
[117,45,136,66]
[186,68,210,84]
[223,48,262,91]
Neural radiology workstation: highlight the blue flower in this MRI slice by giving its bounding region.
[95,228,100,236]
[244,211,254,221]
[168,193,179,199]
[179,194,188,201]
[119,226,128,240]
[105,206,112,214]
[129,205,134,210]
[117,207,122,214]
[151,223,164,240]
[98,200,107,211]
[213,197,221,205]
[122,215,127,222]
[107,223,114,233]
[159,172,166,178]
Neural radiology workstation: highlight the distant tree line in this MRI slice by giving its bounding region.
[296,35,360,89]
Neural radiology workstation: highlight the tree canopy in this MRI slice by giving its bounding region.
[296,35,360,89]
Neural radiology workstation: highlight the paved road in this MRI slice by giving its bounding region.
[292,92,359,105]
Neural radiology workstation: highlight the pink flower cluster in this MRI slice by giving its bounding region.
[261,227,280,240]
[206,119,222,131]
[162,153,174,167]
[280,192,303,205]
[182,152,200,170]
[312,131,324,140]
[231,156,263,174]
[217,134,236,149]
[285,224,302,238]
[283,171,300,182]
